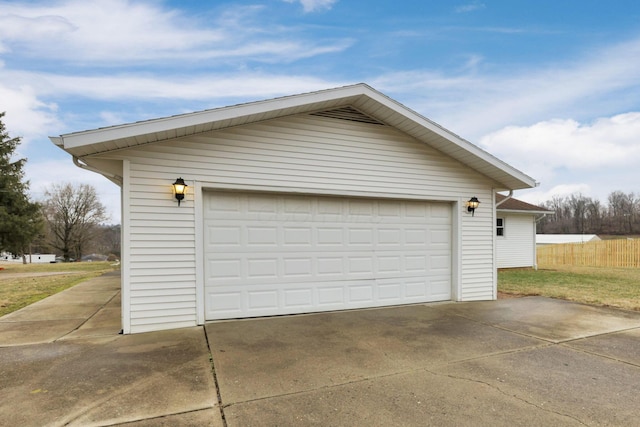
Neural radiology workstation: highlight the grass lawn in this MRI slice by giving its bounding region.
[499,265,640,311]
[0,261,118,317]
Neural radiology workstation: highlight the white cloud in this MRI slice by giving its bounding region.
[2,69,347,104]
[373,36,640,140]
[480,113,640,171]
[0,83,59,149]
[455,2,486,13]
[283,0,338,13]
[0,0,350,63]
[479,113,640,204]
[516,184,592,206]
[0,0,222,61]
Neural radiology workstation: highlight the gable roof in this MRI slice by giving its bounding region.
[50,83,537,190]
[496,193,553,214]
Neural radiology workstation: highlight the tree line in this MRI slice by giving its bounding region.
[537,191,639,235]
[0,112,119,263]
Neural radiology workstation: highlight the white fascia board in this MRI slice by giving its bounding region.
[56,84,371,150]
[358,88,537,189]
[497,209,552,215]
[49,136,63,146]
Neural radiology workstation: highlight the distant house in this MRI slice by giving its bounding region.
[496,194,553,269]
[536,234,601,245]
[1,253,56,263]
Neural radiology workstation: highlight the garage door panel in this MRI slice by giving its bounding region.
[283,258,313,277]
[405,229,428,245]
[204,192,451,320]
[431,278,452,298]
[348,256,374,274]
[431,254,451,272]
[284,288,313,307]
[208,253,444,284]
[283,227,313,245]
[317,257,344,276]
[206,276,450,320]
[431,229,450,245]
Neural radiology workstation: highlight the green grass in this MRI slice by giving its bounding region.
[0,261,118,317]
[3,261,638,317]
[498,265,640,311]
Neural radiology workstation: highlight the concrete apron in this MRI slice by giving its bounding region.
[0,272,222,427]
[206,298,640,427]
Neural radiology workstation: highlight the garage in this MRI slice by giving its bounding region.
[204,191,452,320]
[52,83,538,333]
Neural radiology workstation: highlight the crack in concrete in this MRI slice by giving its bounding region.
[220,362,589,427]
[216,344,549,408]
[424,368,590,426]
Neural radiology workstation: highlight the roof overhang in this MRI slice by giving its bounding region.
[50,83,537,191]
[497,208,552,215]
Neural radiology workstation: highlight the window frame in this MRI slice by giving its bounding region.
[496,217,505,237]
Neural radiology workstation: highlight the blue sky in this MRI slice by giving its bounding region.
[2,0,640,223]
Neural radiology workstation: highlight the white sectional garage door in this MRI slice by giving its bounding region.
[203,192,451,320]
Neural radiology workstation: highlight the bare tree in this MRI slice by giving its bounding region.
[585,198,603,233]
[607,191,637,234]
[42,183,108,261]
[539,190,640,235]
[94,224,121,258]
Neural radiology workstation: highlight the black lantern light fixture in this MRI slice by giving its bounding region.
[466,196,480,216]
[172,177,187,206]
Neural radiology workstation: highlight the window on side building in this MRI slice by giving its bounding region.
[497,217,505,236]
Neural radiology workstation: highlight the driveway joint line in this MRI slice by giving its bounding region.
[560,342,640,368]
[554,325,640,345]
[447,312,562,343]
[54,289,121,342]
[204,325,228,427]
[448,311,640,345]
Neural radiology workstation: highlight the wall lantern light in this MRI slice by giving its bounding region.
[466,196,480,216]
[172,177,187,206]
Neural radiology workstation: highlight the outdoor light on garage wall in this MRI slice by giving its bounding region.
[172,177,187,206]
[466,197,480,216]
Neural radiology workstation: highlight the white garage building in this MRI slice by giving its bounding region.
[51,84,537,334]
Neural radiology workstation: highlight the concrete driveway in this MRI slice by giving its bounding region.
[1,272,640,426]
[207,299,640,426]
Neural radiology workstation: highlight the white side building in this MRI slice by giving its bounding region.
[496,194,553,269]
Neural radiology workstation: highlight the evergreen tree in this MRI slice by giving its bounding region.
[0,112,43,261]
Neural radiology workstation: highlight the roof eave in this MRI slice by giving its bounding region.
[54,84,372,150]
[497,209,553,215]
[50,83,538,191]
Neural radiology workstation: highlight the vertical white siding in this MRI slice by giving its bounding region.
[99,113,498,332]
[496,213,536,268]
